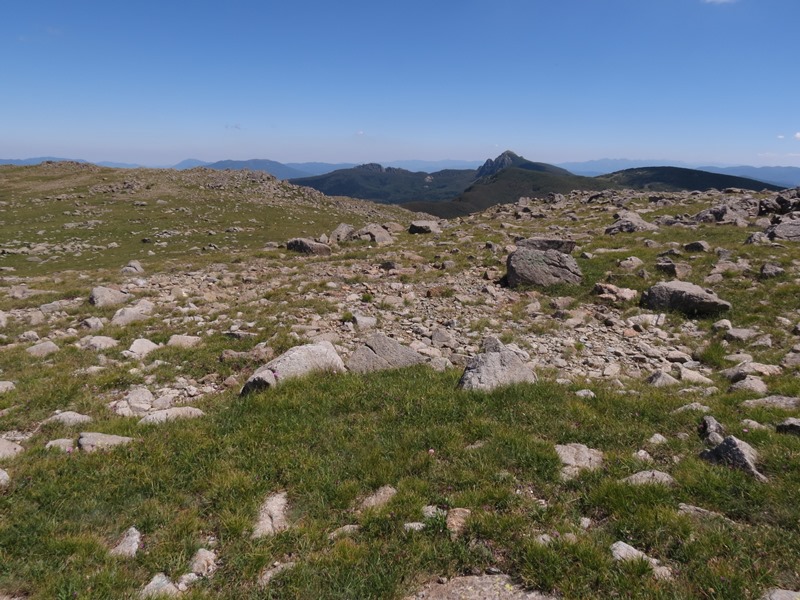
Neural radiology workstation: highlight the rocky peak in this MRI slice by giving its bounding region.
[476,150,521,179]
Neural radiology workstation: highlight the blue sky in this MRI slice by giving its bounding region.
[2,0,799,167]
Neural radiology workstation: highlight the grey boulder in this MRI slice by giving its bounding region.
[641,281,731,316]
[458,347,537,392]
[700,435,767,482]
[506,248,583,288]
[346,333,425,373]
[241,341,345,395]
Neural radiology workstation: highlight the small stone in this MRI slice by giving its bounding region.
[167,334,202,348]
[140,573,179,598]
[648,434,668,445]
[43,411,92,426]
[554,443,603,480]
[0,468,10,487]
[110,527,142,558]
[137,407,205,425]
[446,508,472,538]
[0,381,15,394]
[78,432,133,453]
[0,439,24,460]
[258,561,296,587]
[45,438,75,452]
[189,548,217,577]
[328,524,360,540]
[622,470,676,486]
[358,485,397,512]
[252,491,290,538]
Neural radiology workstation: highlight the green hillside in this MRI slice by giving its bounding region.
[290,164,477,203]
[597,166,784,193]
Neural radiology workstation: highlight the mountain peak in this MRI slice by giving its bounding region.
[476,150,523,179]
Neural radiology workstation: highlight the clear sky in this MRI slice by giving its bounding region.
[2,0,799,167]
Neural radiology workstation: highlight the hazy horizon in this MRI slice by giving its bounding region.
[3,0,799,167]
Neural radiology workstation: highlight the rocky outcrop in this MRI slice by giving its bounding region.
[605,211,659,235]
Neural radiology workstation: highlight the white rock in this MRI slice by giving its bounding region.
[110,527,142,558]
[43,411,92,426]
[252,491,290,538]
[167,334,202,348]
[0,439,24,460]
[0,381,15,394]
[138,407,205,425]
[140,573,179,598]
[0,468,9,487]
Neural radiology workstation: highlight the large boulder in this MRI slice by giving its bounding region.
[89,286,130,307]
[286,238,331,256]
[240,341,345,395]
[641,281,731,316]
[506,248,583,288]
[352,223,394,245]
[409,220,442,234]
[516,237,577,254]
[458,346,537,392]
[700,435,767,482]
[605,211,659,235]
[347,333,425,373]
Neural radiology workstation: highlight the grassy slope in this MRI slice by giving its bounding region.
[1,166,799,598]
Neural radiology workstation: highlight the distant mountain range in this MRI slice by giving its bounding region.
[1,154,795,218]
[288,151,783,218]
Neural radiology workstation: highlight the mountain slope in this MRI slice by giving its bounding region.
[290,163,477,203]
[596,166,783,192]
[698,165,800,189]
[205,159,311,180]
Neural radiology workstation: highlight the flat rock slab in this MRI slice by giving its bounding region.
[700,435,767,482]
[555,443,603,480]
[347,333,425,373]
[138,407,205,425]
[78,432,134,453]
[26,340,59,357]
[43,411,92,426]
[621,470,676,486]
[0,382,15,394]
[743,395,800,410]
[252,491,290,538]
[0,439,24,460]
[167,334,202,348]
[406,575,557,599]
[358,485,397,512]
[458,350,537,392]
[641,281,731,317]
[109,526,142,558]
[241,341,345,395]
